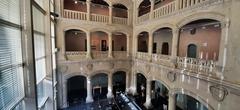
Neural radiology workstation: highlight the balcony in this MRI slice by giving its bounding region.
[65,51,128,61]
[176,57,216,76]
[137,0,224,24]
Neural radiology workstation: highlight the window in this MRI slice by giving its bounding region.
[0,0,24,109]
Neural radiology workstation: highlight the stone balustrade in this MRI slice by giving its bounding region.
[151,54,173,67]
[137,13,150,24]
[136,52,150,61]
[63,9,87,21]
[176,57,216,75]
[90,14,109,23]
[63,9,128,25]
[113,51,128,59]
[65,51,87,60]
[113,17,128,25]
[138,0,224,24]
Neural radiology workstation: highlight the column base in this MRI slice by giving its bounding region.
[86,96,94,103]
[86,54,92,59]
[107,92,114,98]
[144,99,152,109]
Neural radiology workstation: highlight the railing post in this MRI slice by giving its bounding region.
[86,0,91,21]
[150,0,155,19]
[109,4,113,24]
[108,33,113,58]
[175,0,180,10]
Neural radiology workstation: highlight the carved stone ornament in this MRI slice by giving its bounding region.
[86,64,93,71]
[210,85,228,102]
[58,65,68,73]
[109,62,114,69]
[167,71,176,82]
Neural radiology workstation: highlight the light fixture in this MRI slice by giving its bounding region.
[74,0,78,4]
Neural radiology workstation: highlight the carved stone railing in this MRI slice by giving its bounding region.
[138,0,223,24]
[177,57,216,75]
[113,51,127,59]
[136,52,150,61]
[63,9,87,20]
[65,51,87,60]
[137,13,150,24]
[152,54,173,67]
[90,14,109,23]
[153,1,176,19]
[113,17,128,25]
[91,51,108,59]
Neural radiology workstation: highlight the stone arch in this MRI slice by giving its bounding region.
[112,30,130,37]
[63,26,89,34]
[136,0,145,9]
[64,72,88,81]
[135,69,148,79]
[177,12,226,28]
[90,28,111,34]
[89,70,110,77]
[151,23,175,33]
[112,68,129,74]
[151,79,170,90]
[173,88,214,110]
[136,29,150,37]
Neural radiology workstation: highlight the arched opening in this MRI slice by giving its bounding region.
[112,32,127,51]
[138,0,151,17]
[113,4,128,18]
[137,32,149,52]
[67,76,87,106]
[153,27,172,55]
[91,73,108,100]
[178,19,221,60]
[91,0,109,16]
[176,94,208,110]
[162,42,169,55]
[91,31,109,52]
[135,73,147,106]
[64,0,87,12]
[65,29,87,52]
[112,71,126,96]
[151,80,169,110]
[187,44,197,58]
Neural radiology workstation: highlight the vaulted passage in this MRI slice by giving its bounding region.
[67,76,87,106]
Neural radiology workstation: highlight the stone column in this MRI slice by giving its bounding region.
[171,28,179,57]
[168,91,176,110]
[144,79,152,109]
[125,72,129,93]
[62,81,68,108]
[127,9,131,25]
[108,33,113,58]
[86,0,91,21]
[132,72,137,95]
[109,5,113,24]
[86,31,92,59]
[107,73,113,98]
[148,32,153,61]
[86,76,94,103]
[150,0,155,19]
[127,34,130,57]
